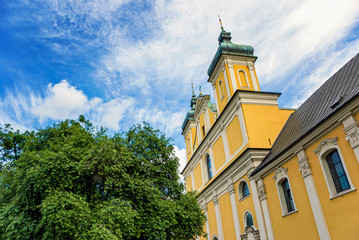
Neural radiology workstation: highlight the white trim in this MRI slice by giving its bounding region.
[296,149,331,240]
[191,172,195,191]
[212,234,219,240]
[227,62,238,92]
[342,115,359,163]
[228,184,241,239]
[212,82,220,115]
[213,196,224,240]
[249,178,268,240]
[256,179,275,240]
[314,137,355,198]
[237,69,250,89]
[222,68,231,100]
[247,64,260,91]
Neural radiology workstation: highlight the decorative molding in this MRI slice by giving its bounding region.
[345,128,359,149]
[213,196,219,205]
[202,204,208,212]
[314,137,338,155]
[298,156,312,178]
[257,183,267,201]
[228,184,236,195]
[273,167,288,182]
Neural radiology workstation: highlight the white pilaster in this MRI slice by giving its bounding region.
[247,65,259,91]
[228,184,241,239]
[203,204,210,240]
[343,115,359,163]
[257,179,275,240]
[227,62,238,92]
[220,125,231,163]
[222,68,231,100]
[212,82,220,115]
[213,196,224,240]
[249,177,267,240]
[297,150,331,240]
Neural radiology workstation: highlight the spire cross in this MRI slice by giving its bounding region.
[218,15,224,31]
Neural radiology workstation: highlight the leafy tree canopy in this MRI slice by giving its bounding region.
[0,117,206,240]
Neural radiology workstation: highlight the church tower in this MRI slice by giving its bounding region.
[181,26,294,240]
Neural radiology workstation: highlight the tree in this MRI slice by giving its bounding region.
[0,117,206,240]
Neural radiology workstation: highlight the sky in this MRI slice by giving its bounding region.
[1,0,359,172]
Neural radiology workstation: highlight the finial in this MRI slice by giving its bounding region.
[191,82,195,96]
[199,86,202,96]
[218,15,224,31]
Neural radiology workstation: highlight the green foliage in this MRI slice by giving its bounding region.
[0,118,206,240]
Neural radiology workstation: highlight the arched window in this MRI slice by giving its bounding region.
[326,150,350,193]
[212,236,219,240]
[238,180,250,200]
[273,167,297,215]
[281,179,295,212]
[206,155,213,180]
[245,212,254,227]
[314,137,354,198]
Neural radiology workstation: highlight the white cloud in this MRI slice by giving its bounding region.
[173,145,187,178]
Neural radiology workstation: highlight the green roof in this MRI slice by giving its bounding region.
[207,31,255,77]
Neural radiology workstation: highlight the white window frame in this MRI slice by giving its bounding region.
[238,179,251,201]
[212,234,219,240]
[237,69,250,89]
[273,167,297,216]
[314,137,355,199]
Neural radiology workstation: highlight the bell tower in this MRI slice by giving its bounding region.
[207,27,260,114]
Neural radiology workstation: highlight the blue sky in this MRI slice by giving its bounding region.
[1,0,359,171]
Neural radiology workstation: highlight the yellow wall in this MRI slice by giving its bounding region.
[233,65,254,91]
[226,115,243,155]
[208,109,216,127]
[234,176,258,233]
[213,136,226,171]
[225,63,234,96]
[263,156,319,240]
[193,162,203,191]
[191,126,198,152]
[216,71,229,114]
[219,193,236,239]
[242,104,294,148]
[186,174,193,192]
[207,201,218,238]
[305,124,359,239]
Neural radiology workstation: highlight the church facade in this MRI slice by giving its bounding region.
[181,29,359,240]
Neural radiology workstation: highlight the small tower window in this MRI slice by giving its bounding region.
[245,212,254,227]
[206,154,213,180]
[202,126,205,138]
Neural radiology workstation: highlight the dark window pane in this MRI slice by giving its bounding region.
[242,182,249,198]
[207,155,213,180]
[326,150,350,193]
[246,213,253,227]
[282,179,295,212]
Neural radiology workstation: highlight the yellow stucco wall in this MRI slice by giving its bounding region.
[207,201,218,238]
[226,115,243,155]
[216,71,229,114]
[193,162,203,191]
[219,193,236,239]
[208,109,216,127]
[213,136,226,171]
[234,176,258,233]
[242,104,294,148]
[263,156,320,240]
[191,126,198,152]
[186,174,193,192]
[305,124,359,239]
[225,63,234,96]
[233,65,254,91]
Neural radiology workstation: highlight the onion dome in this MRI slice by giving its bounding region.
[207,30,255,77]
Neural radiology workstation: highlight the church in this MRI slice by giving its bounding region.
[181,27,359,240]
